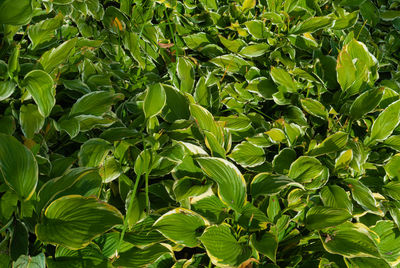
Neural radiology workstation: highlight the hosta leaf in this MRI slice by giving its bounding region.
[154,208,208,247]
[371,220,400,266]
[28,13,64,49]
[0,80,16,101]
[209,54,251,74]
[239,44,269,58]
[300,98,328,119]
[320,185,353,213]
[13,253,45,268]
[200,224,252,267]
[36,195,123,249]
[384,154,400,178]
[321,222,380,258]
[345,178,382,215]
[251,232,278,263]
[229,141,265,168]
[383,181,400,200]
[177,57,195,93]
[143,83,166,118]
[0,0,32,25]
[290,16,334,34]
[251,173,304,197]
[306,207,352,230]
[78,138,112,167]
[113,244,172,268]
[39,38,77,73]
[270,67,298,93]
[190,103,223,145]
[350,87,384,120]
[238,203,269,230]
[288,156,324,183]
[23,70,55,117]
[0,134,38,200]
[173,177,212,201]
[369,99,400,144]
[308,132,348,156]
[70,91,124,117]
[19,104,44,139]
[335,149,353,170]
[196,157,247,211]
[272,148,297,174]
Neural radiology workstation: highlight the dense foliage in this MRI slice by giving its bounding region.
[1,0,400,267]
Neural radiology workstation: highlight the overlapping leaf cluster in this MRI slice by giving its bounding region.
[1,0,400,267]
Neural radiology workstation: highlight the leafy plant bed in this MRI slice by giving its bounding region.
[1,0,400,267]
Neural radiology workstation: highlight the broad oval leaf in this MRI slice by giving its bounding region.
[153,208,209,247]
[113,244,172,268]
[320,185,353,213]
[288,156,324,183]
[0,80,16,101]
[0,134,38,200]
[0,0,32,25]
[320,222,380,258]
[200,224,252,267]
[308,132,348,156]
[23,70,55,117]
[36,195,123,249]
[196,157,247,211]
[301,98,328,119]
[290,16,334,34]
[369,99,400,144]
[70,91,124,117]
[229,141,265,168]
[19,104,44,139]
[270,67,298,93]
[177,57,195,93]
[306,207,352,230]
[143,83,166,118]
[251,173,304,197]
[345,178,383,215]
[251,232,278,263]
[350,87,384,120]
[78,138,112,167]
[190,103,223,145]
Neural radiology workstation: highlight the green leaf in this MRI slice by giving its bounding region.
[345,178,382,215]
[10,220,28,261]
[28,13,64,49]
[0,134,38,200]
[0,0,32,25]
[238,203,269,230]
[154,208,208,247]
[320,185,353,213]
[288,156,324,183]
[78,138,112,167]
[218,36,246,53]
[371,220,400,266]
[251,173,304,197]
[242,0,256,11]
[209,54,251,74]
[300,98,328,119]
[350,87,384,120]
[229,141,265,168]
[143,83,166,118]
[39,38,77,73]
[200,224,252,267]
[308,132,348,156]
[369,99,400,143]
[23,70,55,117]
[321,222,380,258]
[36,195,123,250]
[173,177,212,201]
[333,11,359,30]
[360,0,380,27]
[70,91,124,117]
[239,44,269,58]
[190,103,223,145]
[272,148,297,174]
[306,207,351,230]
[204,131,226,158]
[183,33,212,50]
[251,232,278,263]
[384,154,400,178]
[0,80,16,101]
[383,181,400,200]
[13,253,45,268]
[19,104,44,139]
[196,157,247,211]
[290,16,334,34]
[113,244,172,268]
[270,67,298,93]
[177,57,195,93]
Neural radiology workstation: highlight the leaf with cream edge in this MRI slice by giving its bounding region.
[196,157,247,212]
[288,156,324,183]
[368,99,400,144]
[308,132,348,156]
[200,224,252,267]
[23,70,55,117]
[153,208,209,247]
[190,103,224,145]
[35,195,123,250]
[0,134,38,200]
